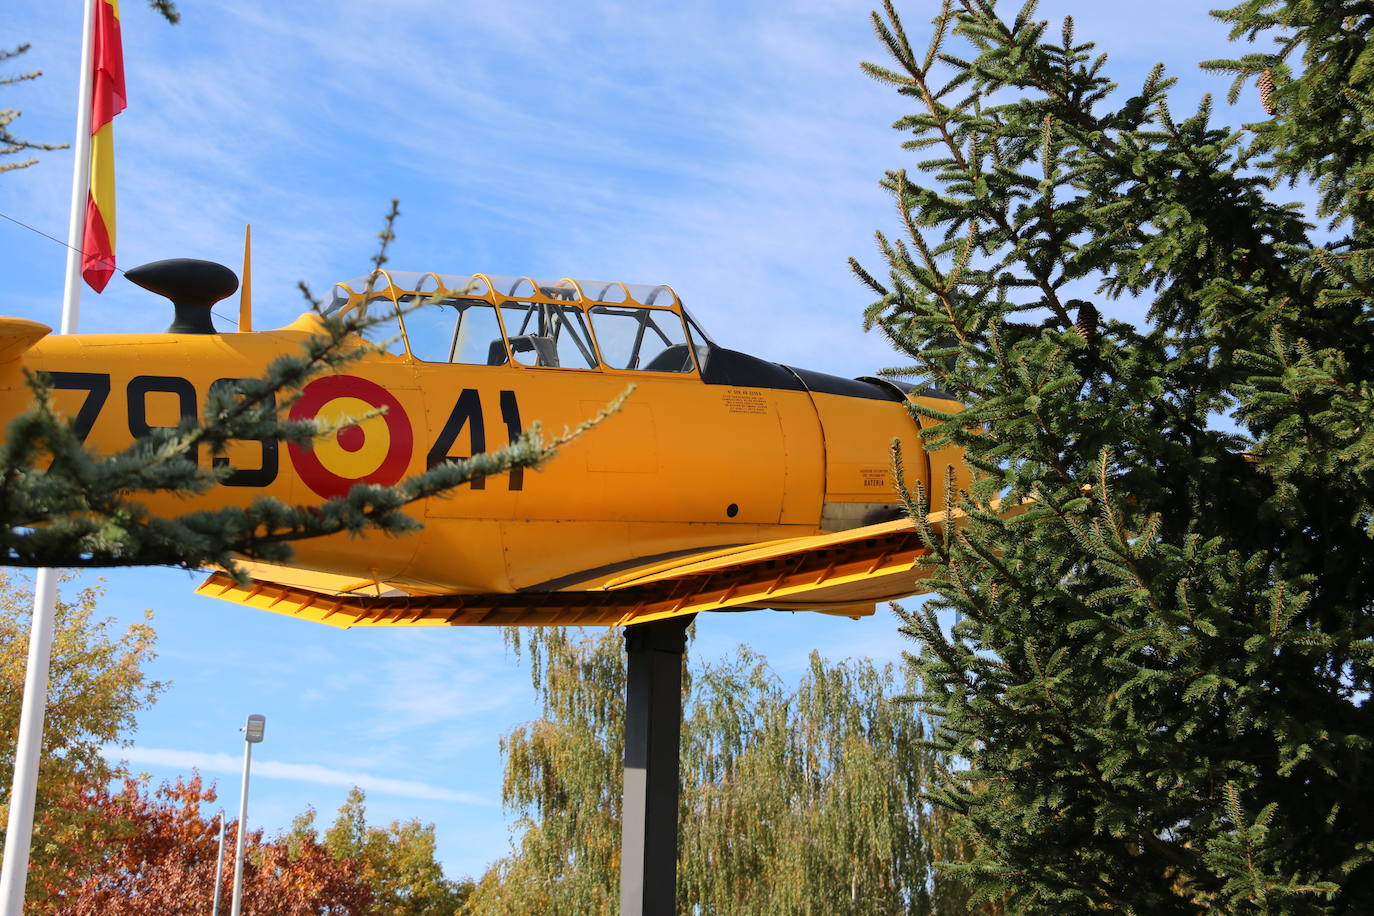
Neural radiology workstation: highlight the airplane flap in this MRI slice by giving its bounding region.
[601,515,929,590]
[588,506,988,614]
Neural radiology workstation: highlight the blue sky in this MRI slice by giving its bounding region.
[1,0,1265,882]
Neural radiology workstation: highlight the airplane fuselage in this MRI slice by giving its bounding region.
[0,269,966,600]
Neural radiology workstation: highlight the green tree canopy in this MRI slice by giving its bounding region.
[469,627,962,914]
[316,786,473,915]
[855,0,1374,909]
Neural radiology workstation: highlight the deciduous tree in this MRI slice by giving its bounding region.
[317,787,474,915]
[0,573,161,899]
[3,1,178,174]
[0,44,66,175]
[28,773,371,915]
[468,628,959,914]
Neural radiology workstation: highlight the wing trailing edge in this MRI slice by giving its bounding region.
[193,506,1005,629]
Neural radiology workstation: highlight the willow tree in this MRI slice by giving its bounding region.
[676,647,952,914]
[467,629,625,915]
[468,628,961,914]
[855,0,1374,910]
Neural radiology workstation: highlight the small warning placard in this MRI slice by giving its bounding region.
[722,388,769,415]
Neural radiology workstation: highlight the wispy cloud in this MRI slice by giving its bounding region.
[103,745,495,806]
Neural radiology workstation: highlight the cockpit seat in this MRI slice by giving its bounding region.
[643,343,709,373]
[507,334,559,367]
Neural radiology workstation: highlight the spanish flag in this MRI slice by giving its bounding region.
[82,0,125,293]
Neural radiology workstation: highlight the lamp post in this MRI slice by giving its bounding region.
[211,810,227,916]
[230,715,265,916]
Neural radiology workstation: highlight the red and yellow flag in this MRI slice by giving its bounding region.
[82,0,125,293]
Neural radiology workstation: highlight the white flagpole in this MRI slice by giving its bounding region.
[59,0,97,336]
[0,1,96,912]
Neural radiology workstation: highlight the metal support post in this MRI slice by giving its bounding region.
[230,739,252,916]
[619,614,694,916]
[230,714,263,916]
[212,810,227,916]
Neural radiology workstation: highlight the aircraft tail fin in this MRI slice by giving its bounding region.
[238,224,252,332]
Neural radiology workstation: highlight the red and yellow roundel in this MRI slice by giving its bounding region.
[288,376,412,499]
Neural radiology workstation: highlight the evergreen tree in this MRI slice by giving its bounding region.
[5,11,581,574]
[468,628,960,914]
[0,200,575,576]
[854,1,1373,910]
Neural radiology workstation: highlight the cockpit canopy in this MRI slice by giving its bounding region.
[325,271,712,374]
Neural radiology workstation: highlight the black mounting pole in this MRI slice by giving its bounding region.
[620,614,694,916]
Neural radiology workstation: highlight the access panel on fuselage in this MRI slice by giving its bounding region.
[807,390,926,527]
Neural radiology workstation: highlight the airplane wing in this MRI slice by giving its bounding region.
[194,507,996,629]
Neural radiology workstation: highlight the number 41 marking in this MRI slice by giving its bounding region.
[426,389,524,491]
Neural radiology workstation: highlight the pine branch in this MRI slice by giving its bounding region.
[0,203,617,578]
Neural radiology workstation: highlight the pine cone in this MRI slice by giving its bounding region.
[1259,69,1277,115]
[1073,301,1100,343]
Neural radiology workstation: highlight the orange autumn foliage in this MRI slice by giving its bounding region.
[27,773,372,915]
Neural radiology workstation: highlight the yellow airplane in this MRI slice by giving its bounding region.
[0,259,970,629]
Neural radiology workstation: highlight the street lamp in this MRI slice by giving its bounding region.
[230,714,265,916]
[212,810,227,916]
